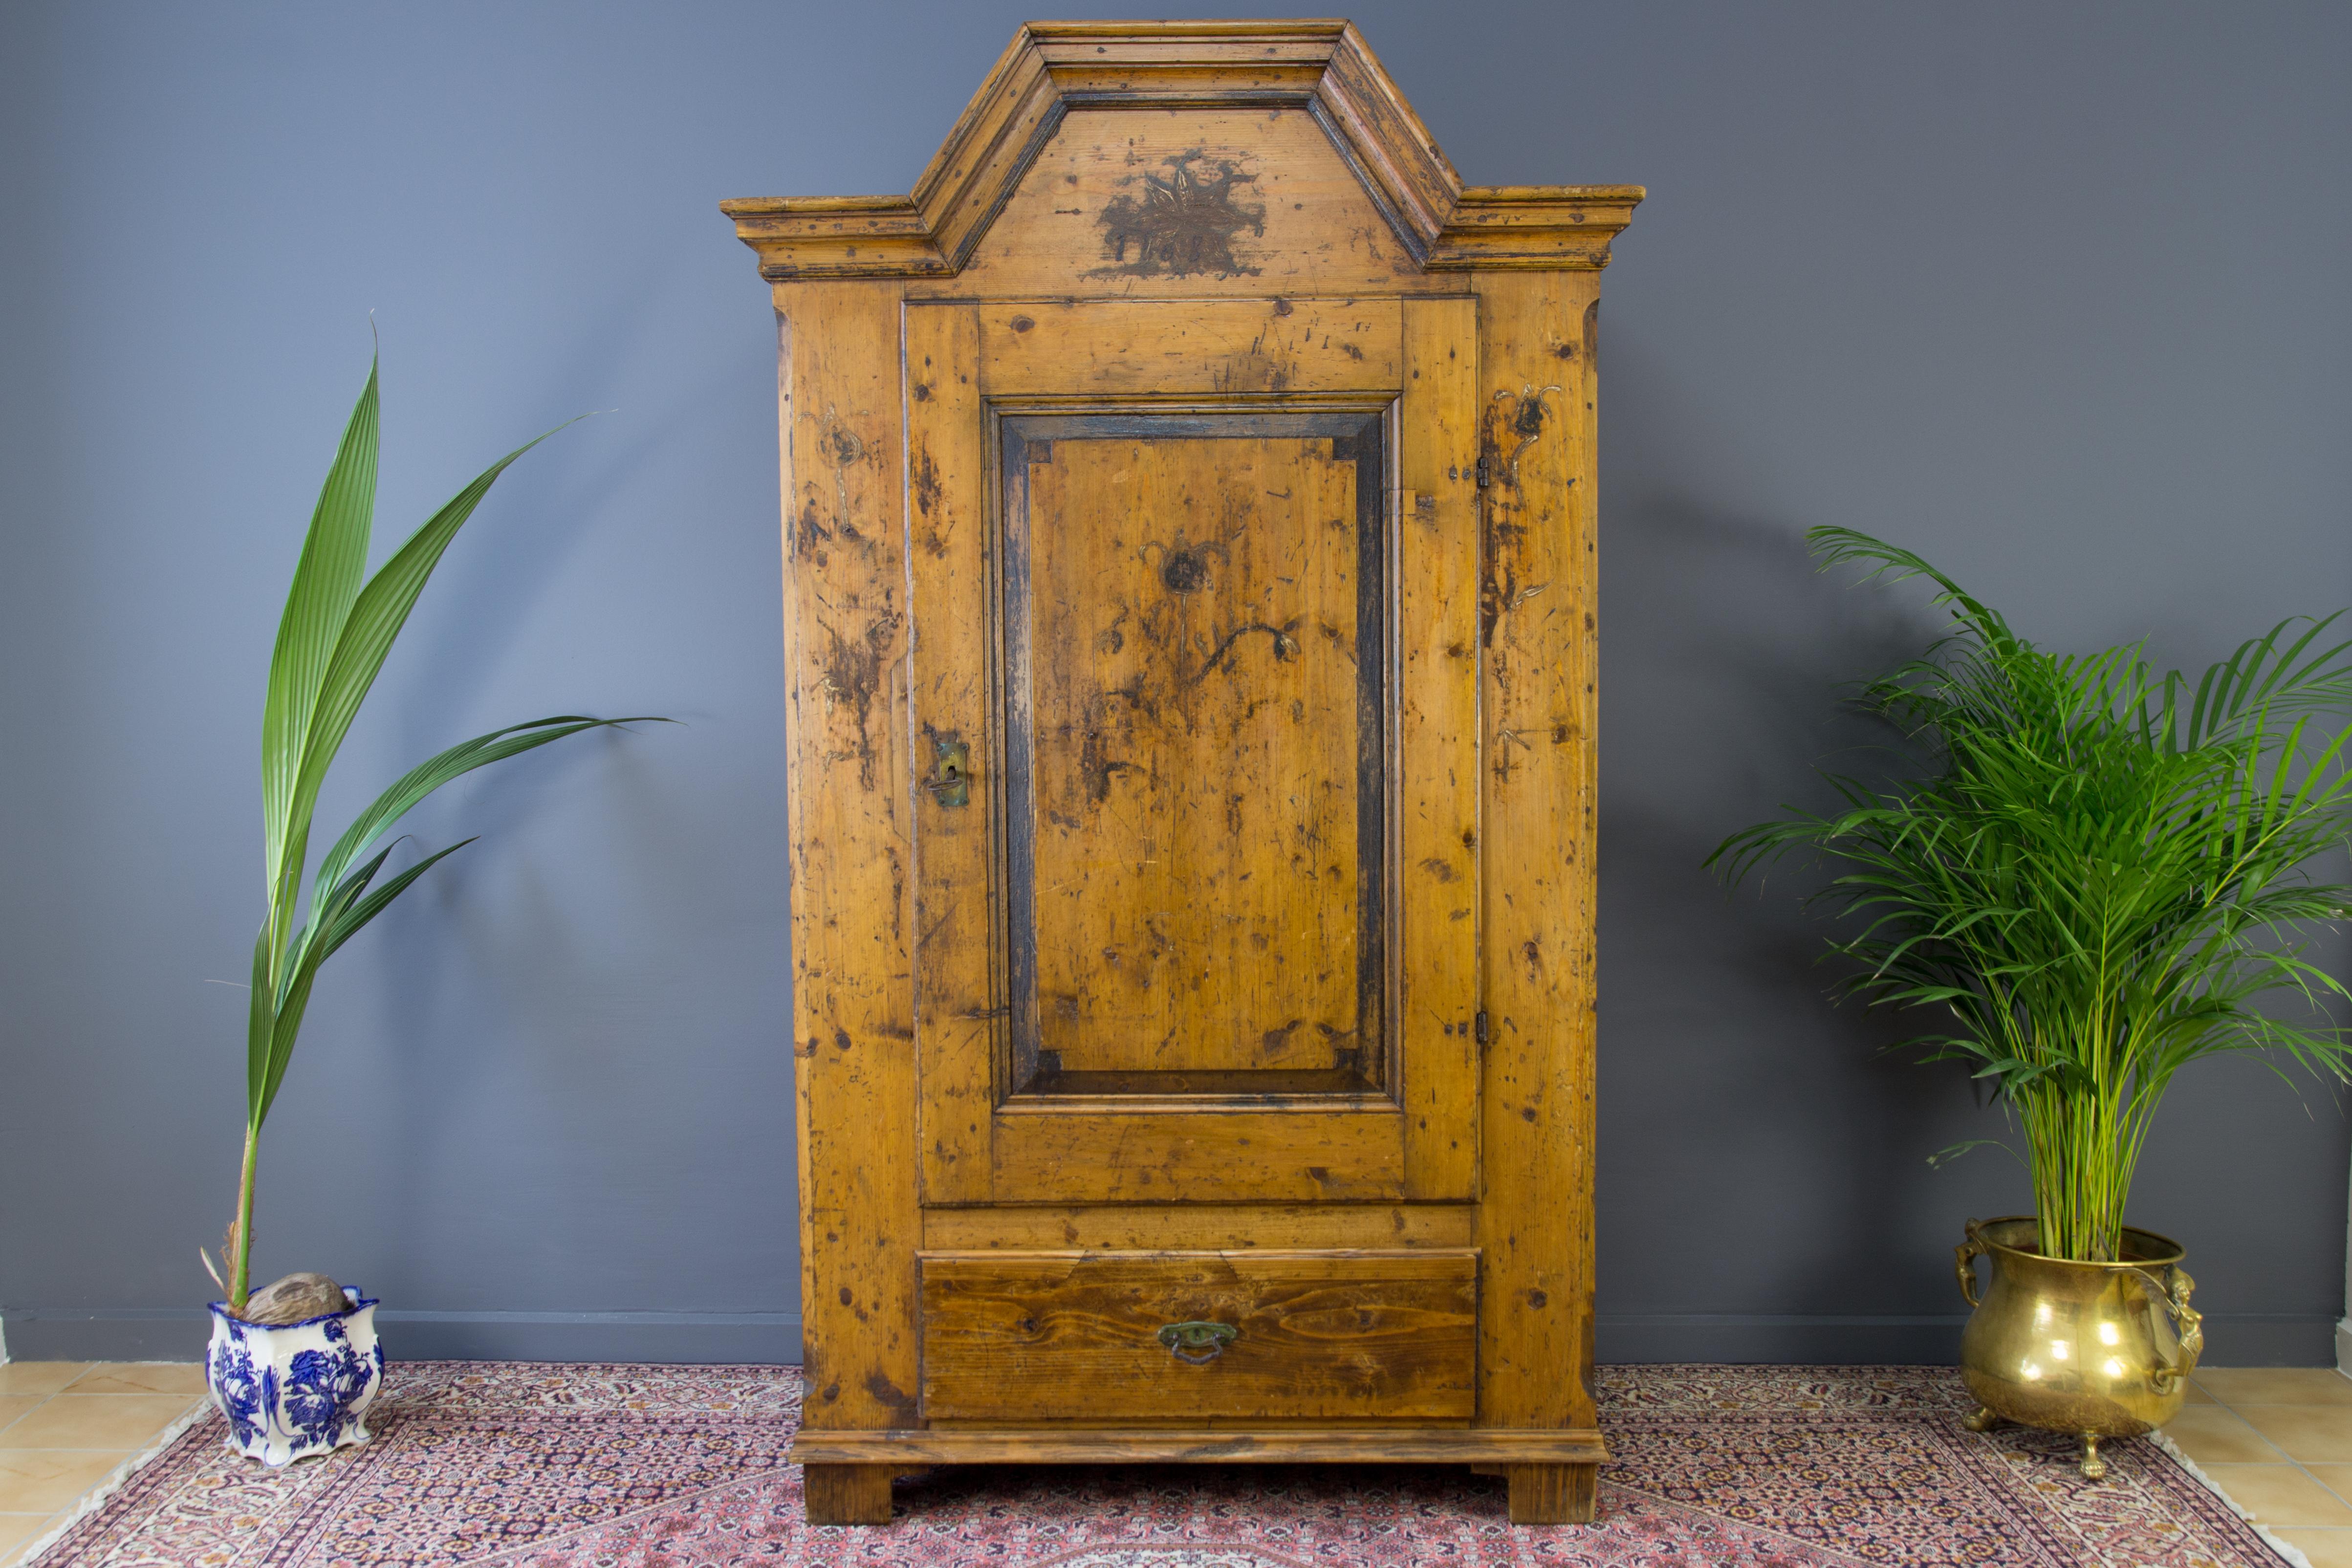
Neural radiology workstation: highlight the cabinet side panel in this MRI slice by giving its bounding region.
[906,303,997,1205]
[780,279,921,1430]
[1397,297,1481,1200]
[1471,271,1601,1431]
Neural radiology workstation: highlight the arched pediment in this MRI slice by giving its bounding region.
[721,20,1642,280]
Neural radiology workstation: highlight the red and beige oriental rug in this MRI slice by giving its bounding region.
[27,1362,2293,1567]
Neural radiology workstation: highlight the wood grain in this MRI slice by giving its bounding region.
[1022,427,1370,1079]
[919,1250,1476,1421]
[991,1105,1407,1204]
[1507,1462,1598,1525]
[803,1464,894,1524]
[721,23,1641,283]
[954,108,1434,297]
[906,301,997,1206]
[977,298,1402,397]
[790,1427,1609,1465]
[781,282,921,1432]
[1472,271,1603,1435]
[1396,296,1481,1200]
[920,1203,1473,1252]
[910,401,1450,1206]
[740,22,1629,1522]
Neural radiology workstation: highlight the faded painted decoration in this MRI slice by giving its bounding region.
[1093,152,1267,279]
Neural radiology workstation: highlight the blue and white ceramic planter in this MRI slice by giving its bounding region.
[206,1287,384,1465]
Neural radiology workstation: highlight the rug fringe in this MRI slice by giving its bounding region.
[17,1390,214,1567]
[2149,1428,2315,1568]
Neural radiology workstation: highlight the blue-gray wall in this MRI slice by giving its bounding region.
[3,1,2347,1366]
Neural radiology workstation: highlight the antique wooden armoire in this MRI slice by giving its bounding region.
[723,20,1639,1526]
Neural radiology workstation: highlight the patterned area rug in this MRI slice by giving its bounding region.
[28,1363,2289,1567]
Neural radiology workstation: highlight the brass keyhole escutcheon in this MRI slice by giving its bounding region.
[1157,1321,1238,1364]
[927,738,970,807]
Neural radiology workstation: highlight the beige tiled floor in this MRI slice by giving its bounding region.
[0,1363,206,1567]
[0,1360,2347,1563]
[2156,1366,2352,1566]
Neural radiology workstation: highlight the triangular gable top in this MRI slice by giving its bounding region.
[722,20,1643,280]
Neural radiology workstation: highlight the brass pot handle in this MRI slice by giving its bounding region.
[1955,1222,1988,1308]
[2137,1264,2204,1390]
[1158,1321,1238,1364]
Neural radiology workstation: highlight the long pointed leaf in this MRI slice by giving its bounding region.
[262,361,378,929]
[321,839,477,961]
[279,420,581,896]
[254,841,392,1121]
[305,715,663,928]
[256,837,475,1124]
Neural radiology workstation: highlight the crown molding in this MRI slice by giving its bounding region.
[720,20,1643,280]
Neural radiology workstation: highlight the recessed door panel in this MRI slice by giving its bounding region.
[1011,416,1385,1095]
[906,297,1481,1206]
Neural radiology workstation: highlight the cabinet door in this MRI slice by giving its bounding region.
[908,298,1480,1205]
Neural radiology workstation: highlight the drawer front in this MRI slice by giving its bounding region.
[918,1249,1478,1422]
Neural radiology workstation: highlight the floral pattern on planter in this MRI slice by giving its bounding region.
[206,1287,382,1465]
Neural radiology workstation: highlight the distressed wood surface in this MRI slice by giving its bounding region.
[741,22,1626,1524]
[782,282,921,1432]
[1472,270,1603,1439]
[802,1464,893,1525]
[1024,428,1369,1079]
[791,1427,1609,1464]
[910,394,1449,1205]
[977,298,1401,397]
[952,108,1431,297]
[721,22,1641,282]
[919,1250,1476,1421]
[1507,1462,1598,1526]
[1396,296,1481,1200]
[906,302,997,1207]
[991,1105,1406,1204]
[921,1202,1473,1252]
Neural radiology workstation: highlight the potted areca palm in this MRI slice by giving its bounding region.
[202,355,658,1465]
[1712,527,2352,1479]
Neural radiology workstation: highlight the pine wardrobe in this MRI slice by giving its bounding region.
[722,19,1639,1526]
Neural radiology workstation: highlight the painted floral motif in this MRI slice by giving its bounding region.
[204,1327,267,1449]
[1093,152,1265,279]
[281,1318,376,1447]
[202,1287,382,1467]
[45,1363,2292,1567]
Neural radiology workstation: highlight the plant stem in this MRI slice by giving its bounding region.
[229,1122,259,1313]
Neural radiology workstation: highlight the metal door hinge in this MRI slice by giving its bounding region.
[1475,454,1496,488]
[1475,1010,1489,1045]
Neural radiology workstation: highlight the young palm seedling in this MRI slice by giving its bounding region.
[209,356,660,1315]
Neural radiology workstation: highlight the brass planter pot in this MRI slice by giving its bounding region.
[1955,1216,2203,1479]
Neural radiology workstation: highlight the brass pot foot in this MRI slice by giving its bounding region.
[1962,1405,2003,1433]
[2078,1432,2106,1482]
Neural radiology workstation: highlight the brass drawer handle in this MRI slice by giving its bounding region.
[1157,1321,1238,1364]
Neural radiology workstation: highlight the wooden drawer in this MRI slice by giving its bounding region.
[918,1249,1478,1422]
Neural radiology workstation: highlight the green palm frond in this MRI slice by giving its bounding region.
[224,355,665,1311]
[1708,526,2352,1261]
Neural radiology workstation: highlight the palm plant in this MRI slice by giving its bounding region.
[207,357,655,1314]
[1710,527,2352,1262]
